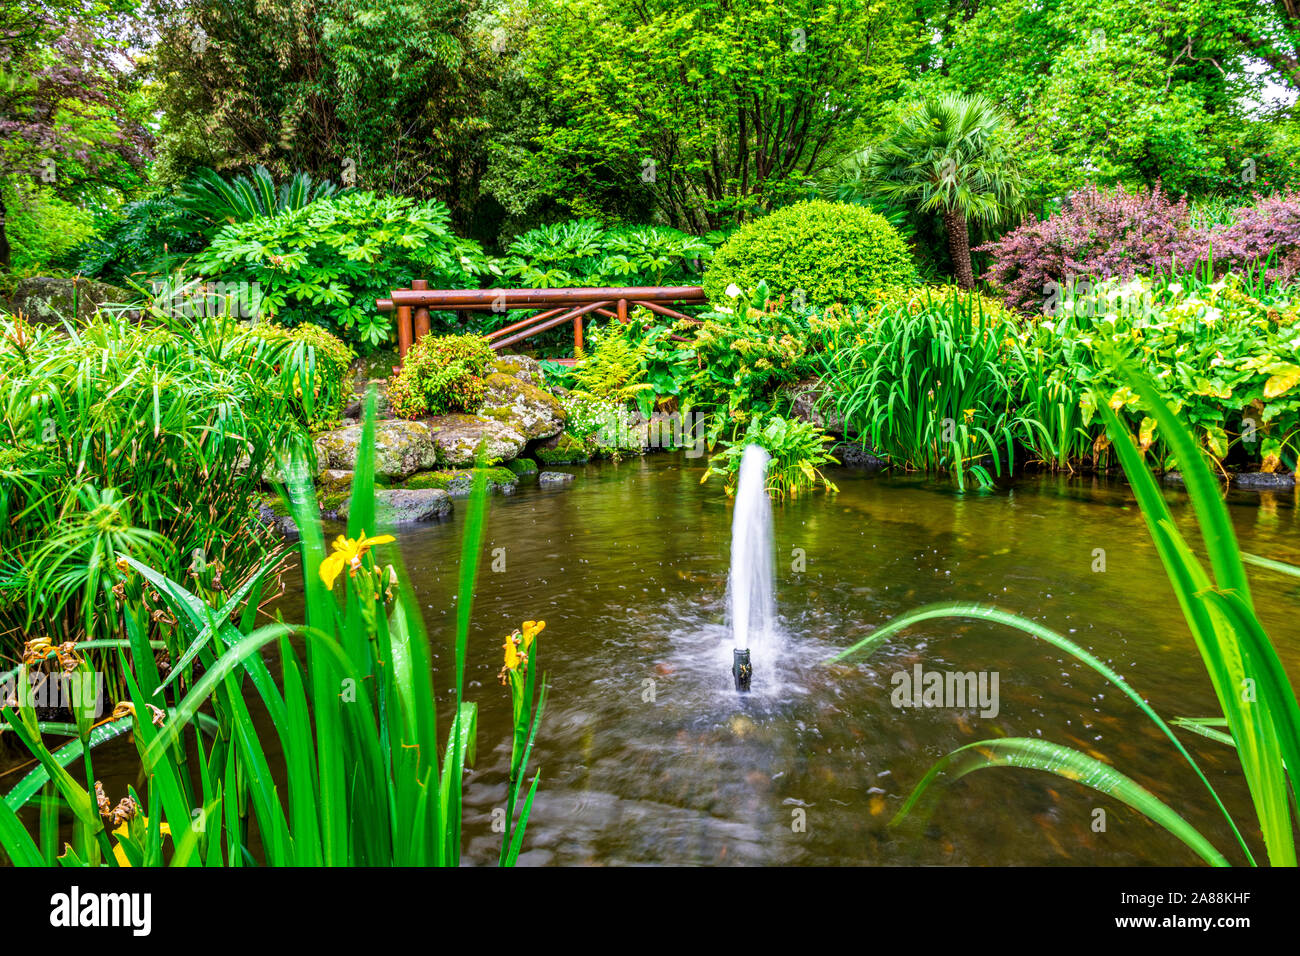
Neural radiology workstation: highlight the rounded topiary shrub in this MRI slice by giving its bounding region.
[703,200,917,308]
[389,333,495,419]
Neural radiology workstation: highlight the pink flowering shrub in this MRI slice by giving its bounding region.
[980,184,1300,314]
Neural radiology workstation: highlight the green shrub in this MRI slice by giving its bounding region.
[0,310,308,667]
[196,191,496,349]
[176,166,341,238]
[389,333,496,418]
[704,413,839,499]
[239,322,356,430]
[64,195,203,287]
[702,200,917,307]
[501,218,712,288]
[2,183,97,276]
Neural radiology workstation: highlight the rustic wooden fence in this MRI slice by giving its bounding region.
[377,283,707,361]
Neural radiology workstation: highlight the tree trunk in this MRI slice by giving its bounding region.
[944,208,974,289]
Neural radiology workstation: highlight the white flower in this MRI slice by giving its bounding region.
[725,283,742,298]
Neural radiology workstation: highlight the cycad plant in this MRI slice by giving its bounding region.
[868,95,1026,289]
[0,394,546,867]
[176,166,341,238]
[835,360,1300,866]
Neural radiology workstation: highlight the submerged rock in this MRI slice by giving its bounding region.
[832,441,887,470]
[340,488,452,524]
[424,414,527,466]
[1234,471,1296,490]
[537,471,575,485]
[313,420,437,479]
[478,371,566,440]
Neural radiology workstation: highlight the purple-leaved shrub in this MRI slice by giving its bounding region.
[980,184,1300,313]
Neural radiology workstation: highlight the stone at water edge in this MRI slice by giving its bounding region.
[538,471,576,485]
[478,372,566,440]
[402,467,518,497]
[339,488,453,524]
[504,457,539,476]
[313,419,438,479]
[535,432,589,464]
[784,377,851,436]
[1234,471,1296,490]
[424,414,527,467]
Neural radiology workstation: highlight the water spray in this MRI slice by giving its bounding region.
[727,444,773,694]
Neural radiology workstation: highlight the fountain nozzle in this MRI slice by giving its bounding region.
[732,648,752,693]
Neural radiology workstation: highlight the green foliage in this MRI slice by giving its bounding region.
[501,218,712,288]
[239,322,356,430]
[817,287,1022,489]
[703,201,917,308]
[64,195,204,287]
[1,184,97,275]
[1018,271,1300,473]
[491,0,919,231]
[0,399,547,866]
[705,413,839,499]
[565,323,652,403]
[0,310,309,664]
[196,191,495,348]
[837,360,1300,866]
[388,332,495,418]
[176,166,341,238]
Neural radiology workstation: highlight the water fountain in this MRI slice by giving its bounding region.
[727,445,775,692]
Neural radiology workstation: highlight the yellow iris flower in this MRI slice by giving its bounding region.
[318,531,396,590]
[112,820,171,867]
[521,620,545,650]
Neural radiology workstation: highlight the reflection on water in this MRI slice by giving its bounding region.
[35,454,1300,865]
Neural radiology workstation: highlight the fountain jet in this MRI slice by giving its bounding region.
[726,445,774,693]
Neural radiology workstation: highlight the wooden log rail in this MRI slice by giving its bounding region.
[376,285,708,360]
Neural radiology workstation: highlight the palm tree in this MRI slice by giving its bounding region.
[867,95,1026,289]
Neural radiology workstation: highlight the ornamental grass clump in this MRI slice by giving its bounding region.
[389,332,495,418]
[0,394,547,867]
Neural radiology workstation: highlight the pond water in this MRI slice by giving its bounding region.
[19,454,1300,865]
[367,454,1300,866]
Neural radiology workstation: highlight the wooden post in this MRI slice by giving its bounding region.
[397,304,413,359]
[573,310,584,353]
[618,297,628,324]
[412,279,430,342]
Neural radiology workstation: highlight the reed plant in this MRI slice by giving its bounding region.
[818,288,1020,489]
[0,306,349,679]
[834,360,1300,866]
[0,392,545,866]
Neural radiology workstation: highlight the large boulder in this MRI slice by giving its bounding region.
[340,488,452,524]
[493,353,545,385]
[478,372,565,440]
[424,414,527,466]
[6,276,134,325]
[314,420,438,479]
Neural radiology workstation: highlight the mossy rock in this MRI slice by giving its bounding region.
[504,457,538,475]
[402,466,518,497]
[478,372,566,440]
[536,432,589,464]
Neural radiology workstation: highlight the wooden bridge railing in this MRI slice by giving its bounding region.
[377,284,708,361]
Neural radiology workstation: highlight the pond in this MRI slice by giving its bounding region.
[31,455,1300,866]
[342,455,1300,866]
